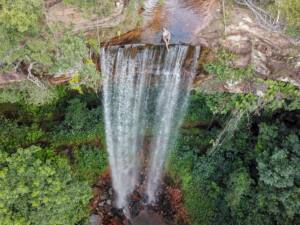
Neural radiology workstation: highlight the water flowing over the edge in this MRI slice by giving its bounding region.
[101,44,200,209]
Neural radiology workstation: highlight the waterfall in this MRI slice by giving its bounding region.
[101,44,200,209]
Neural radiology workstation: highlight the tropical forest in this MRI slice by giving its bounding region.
[0,0,299,225]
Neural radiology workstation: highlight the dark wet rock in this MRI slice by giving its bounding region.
[89,170,188,225]
[98,201,105,207]
[131,211,166,225]
[89,214,102,225]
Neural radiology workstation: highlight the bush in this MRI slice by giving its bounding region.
[276,0,300,37]
[0,117,44,153]
[255,122,300,223]
[0,81,62,106]
[0,146,91,225]
[204,50,253,81]
[0,0,43,57]
[73,145,107,184]
[52,98,104,146]
[167,92,300,225]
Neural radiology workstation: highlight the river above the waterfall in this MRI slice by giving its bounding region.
[140,0,218,44]
[105,0,218,46]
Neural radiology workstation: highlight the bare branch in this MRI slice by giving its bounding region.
[235,0,283,31]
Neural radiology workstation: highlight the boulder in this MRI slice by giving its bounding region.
[221,35,252,54]
[89,214,102,225]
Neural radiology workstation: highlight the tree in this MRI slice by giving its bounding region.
[0,146,91,225]
[0,0,43,60]
[255,122,300,223]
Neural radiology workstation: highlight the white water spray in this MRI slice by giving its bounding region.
[101,44,200,209]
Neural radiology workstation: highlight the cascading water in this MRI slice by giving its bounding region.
[101,44,200,209]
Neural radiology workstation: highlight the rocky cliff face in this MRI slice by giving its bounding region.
[193,5,300,94]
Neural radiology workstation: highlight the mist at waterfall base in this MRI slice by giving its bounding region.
[101,44,200,210]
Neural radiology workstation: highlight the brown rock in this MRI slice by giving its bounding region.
[252,49,270,76]
[221,35,252,54]
[89,214,102,225]
[231,54,251,68]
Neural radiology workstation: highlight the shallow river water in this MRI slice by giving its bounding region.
[141,0,217,44]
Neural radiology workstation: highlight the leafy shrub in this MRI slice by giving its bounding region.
[0,117,44,153]
[184,92,213,123]
[168,91,300,225]
[69,61,102,92]
[204,50,253,81]
[50,33,88,74]
[255,122,300,223]
[0,146,91,225]
[267,0,300,37]
[52,98,104,146]
[0,0,43,59]
[73,145,107,184]
[0,81,61,106]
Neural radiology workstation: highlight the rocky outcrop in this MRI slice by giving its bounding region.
[194,6,300,93]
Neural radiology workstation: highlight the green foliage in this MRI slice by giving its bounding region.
[225,168,252,210]
[51,97,104,146]
[199,80,300,116]
[262,80,300,111]
[168,149,221,225]
[69,61,102,92]
[268,0,300,37]
[0,81,61,106]
[184,92,213,123]
[0,90,106,224]
[0,117,44,153]
[0,146,91,225]
[0,0,43,59]
[168,91,300,225]
[205,92,258,115]
[0,0,42,34]
[255,122,300,222]
[204,50,253,81]
[50,33,88,74]
[73,145,107,184]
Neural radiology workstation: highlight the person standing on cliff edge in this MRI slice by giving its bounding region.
[162,28,171,51]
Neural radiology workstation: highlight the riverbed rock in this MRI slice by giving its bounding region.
[131,211,166,225]
[89,214,102,225]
